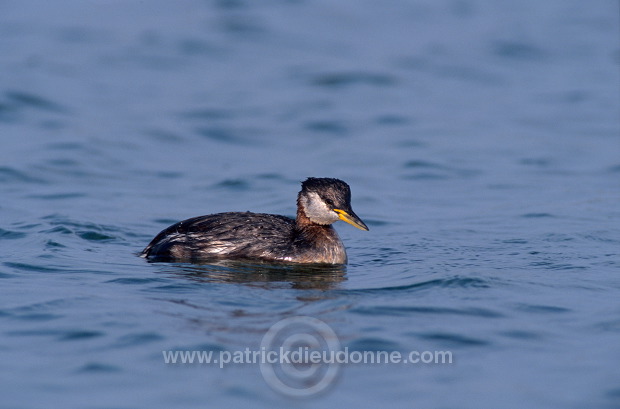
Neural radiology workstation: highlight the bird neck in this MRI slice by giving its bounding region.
[296,199,316,229]
[296,192,331,229]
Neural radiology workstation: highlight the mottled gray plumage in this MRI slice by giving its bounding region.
[141,177,368,264]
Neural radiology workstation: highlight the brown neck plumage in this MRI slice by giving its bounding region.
[296,195,314,229]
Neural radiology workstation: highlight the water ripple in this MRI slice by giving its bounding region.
[76,362,123,373]
[499,330,544,341]
[4,262,64,273]
[106,277,169,285]
[0,228,27,240]
[112,332,165,348]
[520,213,555,218]
[416,332,490,347]
[346,337,401,352]
[347,276,491,293]
[58,330,105,341]
[516,304,572,314]
[351,305,504,319]
[402,160,480,180]
[4,90,69,113]
[0,167,48,184]
[40,215,127,243]
[304,119,349,135]
[309,71,397,88]
[491,40,549,62]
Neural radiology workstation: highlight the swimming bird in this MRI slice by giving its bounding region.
[141,177,368,264]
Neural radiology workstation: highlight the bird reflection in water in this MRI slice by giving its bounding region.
[158,260,347,291]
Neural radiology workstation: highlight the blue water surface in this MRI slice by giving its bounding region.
[1,0,619,408]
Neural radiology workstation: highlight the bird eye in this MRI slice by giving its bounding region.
[325,198,335,208]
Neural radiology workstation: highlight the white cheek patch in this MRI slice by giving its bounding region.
[301,192,339,225]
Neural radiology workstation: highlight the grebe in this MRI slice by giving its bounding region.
[141,177,368,264]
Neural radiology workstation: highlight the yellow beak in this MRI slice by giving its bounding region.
[333,209,369,231]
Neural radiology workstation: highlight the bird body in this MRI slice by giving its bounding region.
[141,178,368,264]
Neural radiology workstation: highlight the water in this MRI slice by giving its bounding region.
[1,0,619,407]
